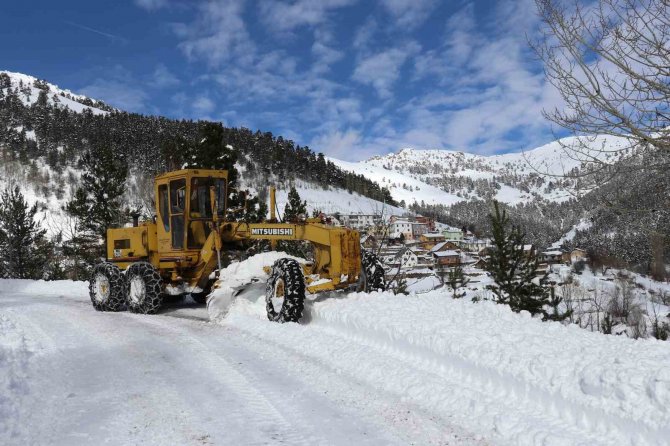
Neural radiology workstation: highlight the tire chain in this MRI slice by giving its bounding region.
[266,258,306,323]
[125,262,164,314]
[89,262,127,312]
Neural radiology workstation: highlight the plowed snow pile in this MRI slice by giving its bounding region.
[211,254,670,445]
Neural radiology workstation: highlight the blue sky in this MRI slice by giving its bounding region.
[0,0,564,160]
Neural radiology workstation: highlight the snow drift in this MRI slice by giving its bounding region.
[212,255,670,445]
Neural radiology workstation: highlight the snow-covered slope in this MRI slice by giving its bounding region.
[329,157,463,206]
[332,135,633,206]
[274,180,404,216]
[0,70,111,115]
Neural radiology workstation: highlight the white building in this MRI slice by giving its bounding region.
[340,214,381,231]
[461,238,491,252]
[397,248,419,269]
[390,220,413,239]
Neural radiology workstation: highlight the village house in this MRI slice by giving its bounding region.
[523,244,537,258]
[430,241,461,254]
[461,238,490,253]
[415,216,436,231]
[396,248,419,269]
[360,234,378,250]
[442,227,464,241]
[341,214,381,231]
[412,222,429,238]
[419,232,446,250]
[432,250,461,269]
[389,219,413,240]
[540,250,564,264]
[568,248,588,263]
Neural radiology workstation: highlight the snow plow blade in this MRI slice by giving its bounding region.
[206,277,262,322]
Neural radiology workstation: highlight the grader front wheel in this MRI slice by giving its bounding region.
[125,262,164,314]
[266,258,305,323]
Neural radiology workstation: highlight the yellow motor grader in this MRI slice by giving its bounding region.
[89,168,385,322]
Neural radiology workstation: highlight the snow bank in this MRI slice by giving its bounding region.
[221,283,670,445]
[0,279,88,297]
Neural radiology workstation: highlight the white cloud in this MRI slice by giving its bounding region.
[379,1,564,155]
[135,0,168,11]
[259,0,358,32]
[311,129,363,160]
[174,0,253,67]
[81,79,149,113]
[379,0,439,29]
[193,95,215,115]
[163,0,560,159]
[352,42,421,98]
[311,29,344,74]
[152,64,180,88]
[352,16,378,50]
[79,65,150,113]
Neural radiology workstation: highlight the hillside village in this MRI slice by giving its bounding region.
[333,211,588,288]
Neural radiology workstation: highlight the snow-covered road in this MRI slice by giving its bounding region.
[1,275,669,446]
[0,282,481,446]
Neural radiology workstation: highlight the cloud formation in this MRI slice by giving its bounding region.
[131,0,563,161]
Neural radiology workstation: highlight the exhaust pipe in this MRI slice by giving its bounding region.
[131,212,140,227]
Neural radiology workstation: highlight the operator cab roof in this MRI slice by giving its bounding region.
[155,169,229,181]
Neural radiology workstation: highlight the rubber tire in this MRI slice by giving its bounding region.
[266,258,305,323]
[361,250,386,292]
[89,262,126,312]
[125,262,164,314]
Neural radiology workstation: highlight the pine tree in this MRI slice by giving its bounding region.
[445,265,469,299]
[544,285,573,322]
[283,186,307,222]
[0,186,51,279]
[485,201,549,317]
[63,188,102,279]
[66,146,127,258]
[277,187,311,258]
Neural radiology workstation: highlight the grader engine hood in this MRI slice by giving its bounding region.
[107,223,157,267]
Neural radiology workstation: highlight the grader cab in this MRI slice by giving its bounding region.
[89,169,385,322]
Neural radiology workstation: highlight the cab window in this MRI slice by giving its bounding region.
[170,179,186,249]
[158,184,169,231]
[190,177,226,219]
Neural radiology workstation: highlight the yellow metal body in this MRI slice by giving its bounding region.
[106,169,362,294]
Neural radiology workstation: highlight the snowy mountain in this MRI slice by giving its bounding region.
[0,70,403,235]
[332,135,634,207]
[0,70,112,116]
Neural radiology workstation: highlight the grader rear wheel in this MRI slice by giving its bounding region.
[359,250,386,293]
[125,262,164,314]
[89,262,126,312]
[266,258,305,323]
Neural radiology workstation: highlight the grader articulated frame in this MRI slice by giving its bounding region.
[89,169,385,322]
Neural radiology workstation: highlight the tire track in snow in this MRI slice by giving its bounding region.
[116,312,329,446]
[218,317,488,446]
[1,295,309,445]
[299,297,669,446]
[0,313,34,442]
